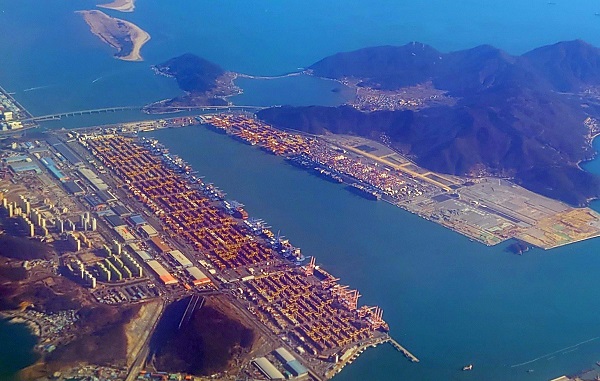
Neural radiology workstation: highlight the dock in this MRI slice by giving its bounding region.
[386,336,419,362]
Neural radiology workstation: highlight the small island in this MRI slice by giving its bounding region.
[97,0,135,13]
[78,10,150,62]
[144,53,241,113]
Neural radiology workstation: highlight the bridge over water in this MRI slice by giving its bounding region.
[21,106,141,122]
[23,104,268,122]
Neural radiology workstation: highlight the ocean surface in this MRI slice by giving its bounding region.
[4,0,600,380]
[0,319,38,381]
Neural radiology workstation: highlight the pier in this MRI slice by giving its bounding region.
[326,335,419,379]
[385,336,419,362]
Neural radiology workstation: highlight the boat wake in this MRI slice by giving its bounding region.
[510,337,599,368]
[92,76,103,83]
[23,85,51,92]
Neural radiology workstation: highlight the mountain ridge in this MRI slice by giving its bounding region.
[258,40,600,206]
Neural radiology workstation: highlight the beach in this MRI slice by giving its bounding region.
[123,21,150,61]
[97,0,135,13]
[78,10,150,62]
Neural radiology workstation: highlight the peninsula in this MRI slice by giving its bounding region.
[78,10,150,61]
[258,40,600,207]
[97,0,135,13]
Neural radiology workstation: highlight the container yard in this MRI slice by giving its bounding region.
[79,131,409,379]
[199,114,600,250]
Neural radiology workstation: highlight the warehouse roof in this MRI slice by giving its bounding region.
[169,250,193,268]
[105,214,126,227]
[285,360,308,377]
[253,358,284,380]
[129,214,146,226]
[63,180,85,195]
[274,347,295,363]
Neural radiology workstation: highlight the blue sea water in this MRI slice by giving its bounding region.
[3,0,600,380]
[0,319,38,381]
[147,126,600,381]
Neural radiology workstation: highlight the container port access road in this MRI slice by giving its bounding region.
[74,130,416,380]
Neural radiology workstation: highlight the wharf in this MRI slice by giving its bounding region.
[0,84,34,120]
[386,336,419,362]
[326,335,418,379]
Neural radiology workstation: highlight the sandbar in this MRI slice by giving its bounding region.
[97,0,135,13]
[78,10,150,62]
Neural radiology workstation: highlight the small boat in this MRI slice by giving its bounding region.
[462,364,473,371]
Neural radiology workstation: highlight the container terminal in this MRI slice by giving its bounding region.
[0,120,416,380]
[198,114,600,250]
[2,109,600,380]
[80,132,416,379]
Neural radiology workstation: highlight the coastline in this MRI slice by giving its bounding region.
[9,318,42,338]
[97,0,135,13]
[121,21,150,62]
[77,10,150,62]
[1,312,42,338]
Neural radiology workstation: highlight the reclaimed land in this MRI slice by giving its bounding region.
[78,10,150,61]
[97,0,135,13]
[200,114,600,249]
[83,132,396,379]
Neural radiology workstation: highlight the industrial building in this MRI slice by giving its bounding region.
[78,167,108,191]
[169,250,193,268]
[186,266,211,286]
[146,260,177,285]
[139,224,158,238]
[96,189,117,203]
[40,157,68,181]
[111,204,132,217]
[252,357,285,380]
[105,214,126,227]
[83,194,107,211]
[129,214,146,226]
[150,236,171,254]
[286,360,308,378]
[114,225,135,242]
[62,180,85,196]
[274,347,308,378]
[133,250,152,261]
[8,161,41,174]
[47,138,83,166]
[4,155,29,163]
[274,347,296,363]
